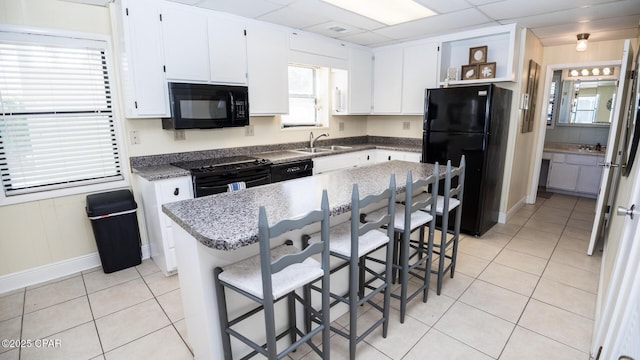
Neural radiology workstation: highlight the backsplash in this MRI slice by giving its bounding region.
[545,125,609,145]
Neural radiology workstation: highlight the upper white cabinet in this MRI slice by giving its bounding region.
[208,14,248,84]
[332,46,373,115]
[110,0,169,118]
[289,32,348,61]
[438,24,520,85]
[347,47,373,114]
[160,1,210,82]
[401,41,439,115]
[372,41,439,115]
[159,1,247,85]
[372,47,403,114]
[246,21,289,115]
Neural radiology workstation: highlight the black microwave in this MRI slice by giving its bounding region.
[162,83,249,130]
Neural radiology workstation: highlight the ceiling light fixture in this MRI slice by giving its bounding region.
[321,0,436,26]
[576,33,590,52]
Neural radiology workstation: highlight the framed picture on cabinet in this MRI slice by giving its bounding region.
[478,62,496,79]
[469,46,488,64]
[461,64,478,80]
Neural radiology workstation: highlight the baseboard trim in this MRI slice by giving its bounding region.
[499,196,527,224]
[0,245,150,294]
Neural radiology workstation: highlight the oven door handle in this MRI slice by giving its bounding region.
[243,176,270,186]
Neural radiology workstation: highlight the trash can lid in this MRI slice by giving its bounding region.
[86,189,137,217]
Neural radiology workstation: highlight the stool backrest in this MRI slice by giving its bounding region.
[351,174,396,249]
[258,190,330,295]
[443,155,465,212]
[404,165,439,230]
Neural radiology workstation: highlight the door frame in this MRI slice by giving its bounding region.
[527,59,623,204]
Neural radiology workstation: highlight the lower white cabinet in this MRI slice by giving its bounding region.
[138,175,193,275]
[375,150,421,163]
[313,152,367,174]
[547,152,603,197]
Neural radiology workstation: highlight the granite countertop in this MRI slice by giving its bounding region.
[162,160,442,251]
[133,141,422,181]
[544,142,606,156]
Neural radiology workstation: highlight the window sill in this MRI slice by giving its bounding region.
[0,178,131,207]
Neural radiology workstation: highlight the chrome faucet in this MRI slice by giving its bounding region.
[309,132,329,148]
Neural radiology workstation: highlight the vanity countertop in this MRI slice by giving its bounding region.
[544,142,606,156]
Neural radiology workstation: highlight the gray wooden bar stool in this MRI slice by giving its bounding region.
[213,190,331,360]
[427,156,465,295]
[365,166,439,323]
[306,174,396,360]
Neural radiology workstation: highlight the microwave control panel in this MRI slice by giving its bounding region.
[235,100,247,118]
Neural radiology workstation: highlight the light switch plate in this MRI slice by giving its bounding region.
[245,125,254,136]
[174,130,185,141]
[129,130,140,145]
[403,121,410,130]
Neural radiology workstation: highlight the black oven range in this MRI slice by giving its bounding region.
[172,156,272,198]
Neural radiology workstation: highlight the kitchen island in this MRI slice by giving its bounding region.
[162,160,442,360]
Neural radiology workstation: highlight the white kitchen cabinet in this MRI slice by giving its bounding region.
[547,152,604,197]
[401,42,439,115]
[348,47,373,114]
[246,21,289,115]
[372,47,403,114]
[438,23,520,85]
[332,47,373,115]
[313,152,369,174]
[138,175,193,276]
[159,1,209,82]
[160,2,247,85]
[208,14,248,84]
[110,0,169,118]
[375,149,421,163]
[289,32,348,60]
[331,46,373,115]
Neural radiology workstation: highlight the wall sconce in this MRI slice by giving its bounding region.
[576,33,589,52]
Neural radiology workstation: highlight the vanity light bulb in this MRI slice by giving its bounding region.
[603,67,611,75]
[591,68,600,76]
[581,69,590,76]
[570,69,579,77]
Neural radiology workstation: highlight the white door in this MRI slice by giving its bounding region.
[591,152,640,360]
[588,40,634,255]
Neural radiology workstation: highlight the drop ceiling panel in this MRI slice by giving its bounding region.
[288,0,385,31]
[478,0,628,20]
[196,0,281,18]
[413,0,473,14]
[303,22,366,39]
[373,8,494,41]
[257,6,329,29]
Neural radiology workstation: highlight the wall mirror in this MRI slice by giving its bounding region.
[547,68,618,127]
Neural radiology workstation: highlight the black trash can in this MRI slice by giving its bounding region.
[86,189,142,273]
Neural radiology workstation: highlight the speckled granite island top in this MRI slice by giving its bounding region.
[162,160,442,251]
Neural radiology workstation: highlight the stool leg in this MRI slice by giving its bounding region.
[349,255,358,360]
[288,292,297,350]
[382,234,393,338]
[450,208,462,278]
[399,229,409,323]
[436,223,446,295]
[303,284,311,333]
[418,226,429,302]
[391,232,400,284]
[214,268,233,360]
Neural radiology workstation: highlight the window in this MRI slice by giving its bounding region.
[281,65,326,127]
[0,31,123,198]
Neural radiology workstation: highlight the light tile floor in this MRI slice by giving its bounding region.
[0,194,601,359]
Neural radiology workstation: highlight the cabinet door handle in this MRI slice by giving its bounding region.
[174,188,180,196]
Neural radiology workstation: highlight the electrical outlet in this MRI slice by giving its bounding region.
[402,121,410,130]
[245,125,254,136]
[339,122,344,131]
[129,130,140,145]
[174,130,185,141]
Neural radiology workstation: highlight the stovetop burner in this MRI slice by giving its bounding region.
[172,156,271,174]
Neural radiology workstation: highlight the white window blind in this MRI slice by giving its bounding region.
[0,35,122,196]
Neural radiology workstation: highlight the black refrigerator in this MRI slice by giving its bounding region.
[422,84,512,236]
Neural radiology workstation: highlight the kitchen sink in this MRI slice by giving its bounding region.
[291,147,332,154]
[329,145,352,150]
